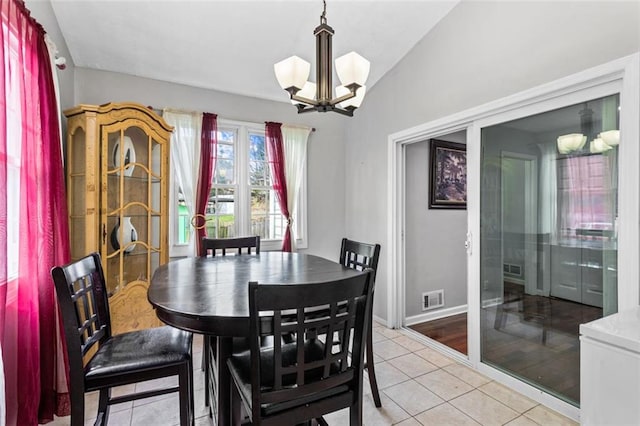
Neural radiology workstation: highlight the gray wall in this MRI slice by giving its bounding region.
[344,1,640,321]
[24,0,75,114]
[405,132,467,318]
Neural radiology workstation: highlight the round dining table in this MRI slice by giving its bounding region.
[148,252,363,425]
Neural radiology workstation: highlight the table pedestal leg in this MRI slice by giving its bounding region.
[217,336,232,426]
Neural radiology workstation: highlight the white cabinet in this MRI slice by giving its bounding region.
[580,307,640,425]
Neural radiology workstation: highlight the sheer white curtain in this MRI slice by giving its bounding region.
[163,110,203,257]
[281,124,311,251]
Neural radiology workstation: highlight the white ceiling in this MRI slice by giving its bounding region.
[50,0,459,103]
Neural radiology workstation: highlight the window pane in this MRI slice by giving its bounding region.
[206,187,235,238]
[217,142,234,159]
[249,133,265,161]
[251,189,284,239]
[215,159,234,184]
[249,133,269,186]
[218,130,234,143]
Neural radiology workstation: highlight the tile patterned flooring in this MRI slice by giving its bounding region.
[50,322,579,426]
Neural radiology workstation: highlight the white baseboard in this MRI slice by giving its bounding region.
[405,304,468,326]
[372,314,388,328]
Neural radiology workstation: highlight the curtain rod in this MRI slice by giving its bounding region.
[149,106,315,132]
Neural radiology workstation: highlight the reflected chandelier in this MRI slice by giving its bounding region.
[557,104,620,154]
[274,0,370,117]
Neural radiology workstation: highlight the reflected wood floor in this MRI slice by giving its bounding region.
[409,313,468,354]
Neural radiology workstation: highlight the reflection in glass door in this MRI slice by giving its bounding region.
[480,94,619,405]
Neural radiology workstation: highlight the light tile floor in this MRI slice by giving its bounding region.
[49,323,579,425]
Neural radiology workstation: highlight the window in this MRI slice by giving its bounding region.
[171,119,306,253]
[206,121,289,250]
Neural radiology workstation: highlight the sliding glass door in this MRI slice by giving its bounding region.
[479,94,620,405]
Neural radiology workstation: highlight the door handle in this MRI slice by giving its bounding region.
[465,232,472,255]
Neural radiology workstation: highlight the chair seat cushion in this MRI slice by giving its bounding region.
[227,339,351,417]
[85,326,192,382]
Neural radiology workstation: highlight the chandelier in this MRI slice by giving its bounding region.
[274,0,370,117]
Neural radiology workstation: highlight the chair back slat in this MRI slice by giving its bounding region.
[201,236,260,257]
[248,271,373,411]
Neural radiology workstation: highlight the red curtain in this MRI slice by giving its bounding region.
[265,122,291,252]
[195,113,217,255]
[1,0,71,423]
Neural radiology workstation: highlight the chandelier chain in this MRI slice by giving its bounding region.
[320,0,327,25]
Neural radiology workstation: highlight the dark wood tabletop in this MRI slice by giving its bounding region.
[148,251,363,336]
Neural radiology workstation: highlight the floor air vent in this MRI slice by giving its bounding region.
[422,290,445,311]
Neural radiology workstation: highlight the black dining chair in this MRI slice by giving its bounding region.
[51,253,194,426]
[339,237,382,407]
[200,236,260,414]
[201,235,260,257]
[227,269,374,426]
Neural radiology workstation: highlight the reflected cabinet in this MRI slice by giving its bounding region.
[64,102,172,334]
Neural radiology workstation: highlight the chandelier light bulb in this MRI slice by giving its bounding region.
[335,51,370,87]
[291,81,317,105]
[274,56,311,91]
[599,130,620,147]
[590,137,613,153]
[557,133,587,154]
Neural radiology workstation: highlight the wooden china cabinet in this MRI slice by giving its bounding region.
[64,102,172,334]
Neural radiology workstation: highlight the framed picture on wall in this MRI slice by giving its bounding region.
[429,139,467,209]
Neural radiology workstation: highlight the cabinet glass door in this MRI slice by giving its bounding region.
[102,124,163,295]
[480,94,619,405]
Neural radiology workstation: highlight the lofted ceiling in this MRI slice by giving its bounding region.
[49,0,459,104]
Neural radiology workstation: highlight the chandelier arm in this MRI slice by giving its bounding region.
[296,105,319,114]
[329,106,355,117]
[296,104,354,117]
[290,93,319,106]
[328,89,359,106]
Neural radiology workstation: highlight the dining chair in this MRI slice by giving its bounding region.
[339,237,382,407]
[51,253,194,426]
[201,235,260,257]
[227,269,374,426]
[200,236,260,414]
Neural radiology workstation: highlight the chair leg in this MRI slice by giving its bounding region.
[69,385,85,426]
[201,335,208,371]
[203,336,209,408]
[96,388,110,426]
[366,322,382,408]
[179,361,195,426]
[348,398,363,425]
